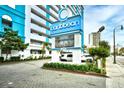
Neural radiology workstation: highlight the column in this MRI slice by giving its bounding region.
[72,49,81,64]
[51,50,60,62]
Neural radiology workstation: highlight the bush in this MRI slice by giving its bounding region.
[34,56,37,60]
[42,56,51,59]
[10,56,20,61]
[43,63,101,74]
[45,56,51,59]
[24,56,33,61]
[0,57,4,62]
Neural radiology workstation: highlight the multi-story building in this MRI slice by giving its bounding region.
[89,32,100,47]
[0,5,84,59]
[24,5,84,59]
[0,5,25,59]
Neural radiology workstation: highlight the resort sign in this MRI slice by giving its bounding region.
[50,15,82,36]
[50,8,83,37]
[50,8,83,63]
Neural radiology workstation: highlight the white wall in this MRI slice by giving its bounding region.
[51,50,60,62]
[24,6,31,58]
[72,49,81,64]
[0,50,20,60]
[0,49,1,57]
[74,33,81,47]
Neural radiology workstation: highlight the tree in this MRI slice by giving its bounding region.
[41,42,51,58]
[89,48,98,63]
[99,40,110,51]
[89,41,110,74]
[1,29,29,60]
[98,40,111,74]
[96,47,110,74]
[119,47,124,55]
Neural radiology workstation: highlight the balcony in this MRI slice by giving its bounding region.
[31,13,46,24]
[31,6,53,24]
[29,44,43,50]
[31,5,46,16]
[30,33,46,42]
[31,23,46,34]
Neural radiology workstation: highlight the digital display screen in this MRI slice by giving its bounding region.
[55,34,74,48]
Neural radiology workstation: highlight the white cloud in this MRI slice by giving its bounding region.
[84,5,124,47]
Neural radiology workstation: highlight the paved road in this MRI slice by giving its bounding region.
[0,60,106,88]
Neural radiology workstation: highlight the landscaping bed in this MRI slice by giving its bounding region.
[42,62,107,77]
[0,56,51,63]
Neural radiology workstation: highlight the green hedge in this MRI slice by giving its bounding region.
[39,56,51,59]
[43,63,101,73]
[25,56,51,61]
[10,56,20,61]
[0,57,4,62]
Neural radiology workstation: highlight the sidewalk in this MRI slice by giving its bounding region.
[106,57,124,88]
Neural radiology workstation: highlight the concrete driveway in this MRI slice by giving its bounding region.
[0,59,106,88]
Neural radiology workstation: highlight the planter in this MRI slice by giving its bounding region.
[42,62,107,77]
[42,67,107,77]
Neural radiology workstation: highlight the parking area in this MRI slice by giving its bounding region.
[0,59,106,88]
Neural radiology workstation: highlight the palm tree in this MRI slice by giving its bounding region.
[41,42,51,58]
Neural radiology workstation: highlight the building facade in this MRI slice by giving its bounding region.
[89,32,100,47]
[24,5,84,59]
[0,5,25,59]
[0,5,84,59]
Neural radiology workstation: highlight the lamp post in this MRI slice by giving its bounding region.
[97,26,105,46]
[113,25,123,64]
[97,26,105,33]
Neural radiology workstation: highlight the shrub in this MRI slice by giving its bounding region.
[39,56,43,59]
[10,56,20,61]
[0,57,4,62]
[25,56,33,60]
[42,56,51,59]
[34,56,37,60]
[43,63,101,74]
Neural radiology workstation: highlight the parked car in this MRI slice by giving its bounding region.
[60,53,72,62]
[81,53,93,62]
[60,53,93,62]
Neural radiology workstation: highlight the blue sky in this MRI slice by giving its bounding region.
[84,5,124,47]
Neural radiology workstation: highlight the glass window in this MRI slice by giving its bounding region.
[2,15,12,29]
[67,54,72,57]
[8,5,15,9]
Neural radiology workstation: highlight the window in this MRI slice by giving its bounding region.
[2,50,11,54]
[49,51,51,54]
[30,50,42,54]
[8,5,15,9]
[2,15,12,29]
[55,34,74,48]
[67,54,72,57]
